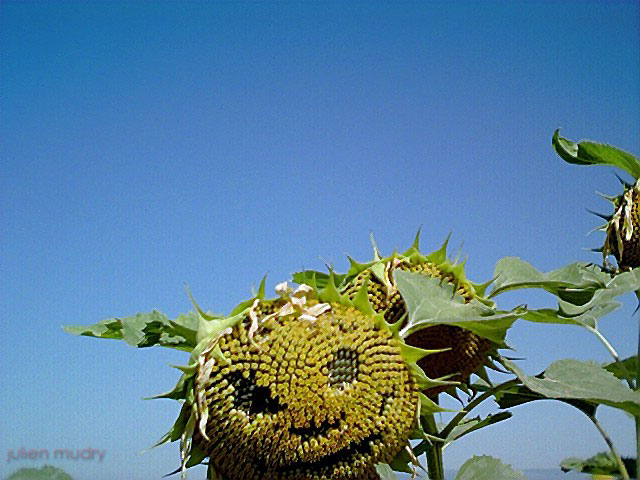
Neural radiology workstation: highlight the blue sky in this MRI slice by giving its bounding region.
[1,1,639,479]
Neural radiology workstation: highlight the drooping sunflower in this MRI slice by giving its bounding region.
[65,234,515,479]
[553,129,640,270]
[294,232,500,397]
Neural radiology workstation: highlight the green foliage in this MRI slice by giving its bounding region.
[291,270,347,290]
[605,356,638,381]
[493,382,597,416]
[549,129,640,480]
[394,270,520,344]
[375,463,399,480]
[552,129,640,179]
[491,257,640,323]
[490,257,610,301]
[455,455,527,480]
[443,412,512,444]
[504,358,640,416]
[561,452,636,477]
[6,465,73,480]
[64,310,200,351]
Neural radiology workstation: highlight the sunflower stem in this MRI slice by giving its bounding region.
[439,378,519,440]
[584,324,634,389]
[584,291,639,478]
[423,413,445,480]
[636,415,640,480]
[587,412,630,480]
[632,290,640,478]
[426,443,444,480]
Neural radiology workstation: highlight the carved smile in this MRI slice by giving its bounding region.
[288,413,345,441]
[275,433,382,475]
[251,398,392,475]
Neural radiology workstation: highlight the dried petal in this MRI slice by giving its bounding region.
[275,282,292,297]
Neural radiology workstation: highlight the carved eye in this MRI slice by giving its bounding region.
[226,371,285,415]
[327,348,359,389]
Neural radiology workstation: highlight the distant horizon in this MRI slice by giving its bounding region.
[1,464,593,480]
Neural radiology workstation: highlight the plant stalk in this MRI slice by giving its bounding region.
[636,416,640,480]
[439,378,519,440]
[426,442,444,480]
[423,413,445,480]
[636,290,640,480]
[588,413,630,480]
[584,324,634,389]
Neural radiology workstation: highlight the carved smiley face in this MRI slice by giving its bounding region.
[194,302,419,480]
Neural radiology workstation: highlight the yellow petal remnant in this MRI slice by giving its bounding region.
[623,187,635,242]
[196,327,233,441]
[248,299,263,348]
[276,281,293,298]
[604,178,640,270]
[270,283,332,324]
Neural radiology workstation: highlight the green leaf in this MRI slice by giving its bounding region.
[561,452,636,476]
[553,129,640,179]
[521,300,620,329]
[292,269,348,290]
[490,258,610,300]
[63,318,123,339]
[121,311,166,346]
[293,270,328,290]
[455,455,527,480]
[169,402,193,442]
[419,392,456,416]
[503,358,640,416]
[185,442,207,468]
[492,259,640,329]
[444,412,512,444]
[375,463,399,479]
[168,312,199,346]
[64,310,200,350]
[344,257,377,285]
[559,269,640,315]
[318,270,344,304]
[394,270,519,344]
[7,465,74,480]
[604,355,637,382]
[388,448,415,474]
[493,383,597,416]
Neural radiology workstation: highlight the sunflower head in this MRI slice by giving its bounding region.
[193,289,418,480]
[308,232,496,397]
[601,179,640,270]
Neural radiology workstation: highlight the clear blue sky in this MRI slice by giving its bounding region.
[1,1,639,479]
